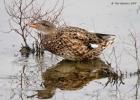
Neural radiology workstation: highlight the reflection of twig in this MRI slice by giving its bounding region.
[20,65,26,100]
[123,29,140,99]
[135,74,140,100]
[102,44,125,89]
[104,70,124,87]
[126,72,140,100]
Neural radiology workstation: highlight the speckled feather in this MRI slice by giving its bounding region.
[41,26,114,60]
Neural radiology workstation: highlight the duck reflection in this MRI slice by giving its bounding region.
[37,58,115,99]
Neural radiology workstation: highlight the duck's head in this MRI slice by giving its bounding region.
[29,20,56,35]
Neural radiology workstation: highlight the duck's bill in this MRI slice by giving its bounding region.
[29,23,38,28]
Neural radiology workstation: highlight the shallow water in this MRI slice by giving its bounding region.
[0,52,139,100]
[0,0,140,100]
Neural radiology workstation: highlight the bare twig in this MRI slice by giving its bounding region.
[4,0,64,56]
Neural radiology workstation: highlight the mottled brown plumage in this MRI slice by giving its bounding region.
[30,20,115,60]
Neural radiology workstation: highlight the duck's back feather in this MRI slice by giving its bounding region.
[41,26,115,60]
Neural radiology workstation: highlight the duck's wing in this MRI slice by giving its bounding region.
[59,26,115,43]
[58,26,115,50]
[58,26,89,44]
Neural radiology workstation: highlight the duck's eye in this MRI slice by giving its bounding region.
[42,23,49,27]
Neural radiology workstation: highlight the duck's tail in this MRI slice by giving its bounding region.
[88,33,116,50]
[96,33,115,43]
[95,33,115,40]
[95,33,116,48]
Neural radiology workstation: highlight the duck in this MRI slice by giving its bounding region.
[29,20,115,61]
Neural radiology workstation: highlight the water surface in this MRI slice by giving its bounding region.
[0,0,140,100]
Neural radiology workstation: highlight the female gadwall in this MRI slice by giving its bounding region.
[30,20,115,60]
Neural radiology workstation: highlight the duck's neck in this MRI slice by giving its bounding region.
[43,28,57,36]
[41,29,58,41]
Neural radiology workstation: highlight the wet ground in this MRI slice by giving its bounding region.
[0,0,140,100]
